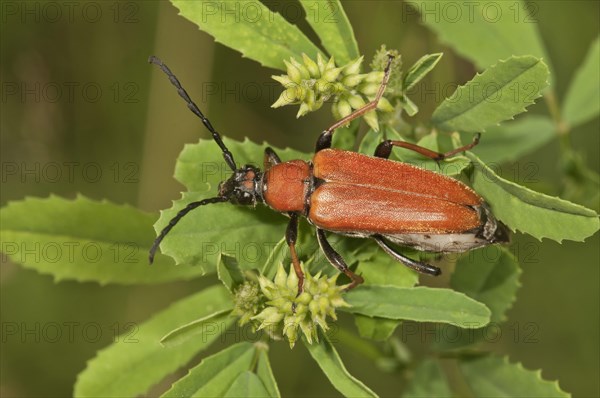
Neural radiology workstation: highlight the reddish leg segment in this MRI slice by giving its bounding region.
[315,54,396,152]
[374,133,481,160]
[285,212,304,294]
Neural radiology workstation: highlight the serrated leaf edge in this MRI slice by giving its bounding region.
[1,194,187,286]
[480,355,571,397]
[432,56,549,132]
[73,287,234,397]
[467,152,599,243]
[455,248,522,323]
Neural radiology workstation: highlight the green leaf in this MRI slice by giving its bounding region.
[262,220,320,279]
[405,0,552,81]
[354,316,400,342]
[560,151,600,209]
[562,37,600,127]
[459,355,570,397]
[403,359,452,398]
[160,309,232,347]
[331,120,361,151]
[260,237,288,280]
[466,115,555,163]
[358,126,408,159]
[467,152,600,242]
[432,56,549,133]
[218,253,245,292]
[162,342,256,397]
[256,350,281,398]
[304,332,378,397]
[299,0,359,65]
[171,0,322,70]
[452,247,521,322]
[404,53,443,91]
[224,371,270,398]
[343,286,491,328]
[157,137,308,271]
[0,195,205,285]
[354,243,418,340]
[356,244,419,288]
[74,285,234,397]
[358,129,383,156]
[401,95,419,116]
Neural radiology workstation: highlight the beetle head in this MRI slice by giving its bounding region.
[218,165,263,205]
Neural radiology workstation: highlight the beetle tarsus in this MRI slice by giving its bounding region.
[437,132,482,159]
[343,273,365,291]
[374,236,442,276]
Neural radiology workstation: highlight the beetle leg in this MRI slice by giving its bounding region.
[316,229,364,290]
[374,133,481,160]
[263,147,281,171]
[286,212,305,294]
[315,54,395,152]
[373,236,441,276]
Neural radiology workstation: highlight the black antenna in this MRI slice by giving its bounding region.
[149,196,229,264]
[148,56,237,171]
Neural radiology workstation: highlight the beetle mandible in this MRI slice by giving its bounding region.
[148,54,509,292]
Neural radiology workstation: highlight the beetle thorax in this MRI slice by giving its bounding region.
[262,160,312,213]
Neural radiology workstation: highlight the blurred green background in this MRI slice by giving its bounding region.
[1,1,598,397]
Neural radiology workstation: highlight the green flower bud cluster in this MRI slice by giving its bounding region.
[238,263,349,348]
[232,280,265,327]
[272,53,394,131]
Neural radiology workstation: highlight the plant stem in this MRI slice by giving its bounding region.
[439,358,476,398]
[544,90,571,146]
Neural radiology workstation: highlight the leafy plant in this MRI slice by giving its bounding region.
[1,1,598,397]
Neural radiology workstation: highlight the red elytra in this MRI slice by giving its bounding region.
[309,148,483,233]
[148,55,509,292]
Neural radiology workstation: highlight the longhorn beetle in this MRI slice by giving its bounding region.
[148,54,509,292]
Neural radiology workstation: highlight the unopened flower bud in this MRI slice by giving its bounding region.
[290,57,311,80]
[342,56,364,76]
[337,99,352,118]
[284,59,303,84]
[377,97,394,112]
[365,71,385,83]
[323,67,342,83]
[359,82,381,96]
[271,88,297,108]
[347,94,366,110]
[272,74,294,87]
[341,73,365,88]
[302,53,320,77]
[363,109,380,132]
